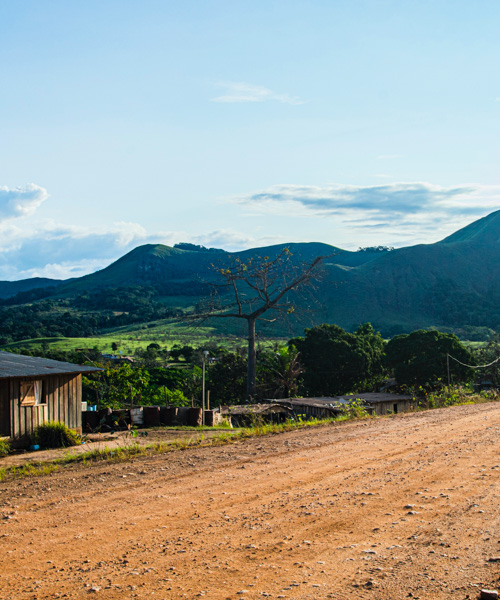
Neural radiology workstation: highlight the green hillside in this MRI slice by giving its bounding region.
[0,211,499,342]
[0,277,64,300]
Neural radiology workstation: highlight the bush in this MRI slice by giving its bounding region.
[32,421,80,449]
[0,438,11,457]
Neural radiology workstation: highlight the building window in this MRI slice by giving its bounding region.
[20,380,45,406]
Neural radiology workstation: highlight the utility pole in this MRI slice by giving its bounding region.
[202,351,209,425]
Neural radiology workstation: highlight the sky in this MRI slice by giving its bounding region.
[1,0,499,280]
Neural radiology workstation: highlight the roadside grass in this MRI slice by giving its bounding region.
[414,387,499,410]
[0,413,359,481]
[1,389,498,482]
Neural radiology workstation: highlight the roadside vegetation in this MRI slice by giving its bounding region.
[2,384,499,482]
[0,410,369,482]
[2,324,498,411]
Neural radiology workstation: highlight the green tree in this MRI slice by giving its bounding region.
[258,345,303,399]
[385,329,475,388]
[146,385,190,407]
[83,364,150,409]
[292,323,386,396]
[206,350,247,406]
[474,333,500,387]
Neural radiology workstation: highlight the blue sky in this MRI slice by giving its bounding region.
[1,0,499,280]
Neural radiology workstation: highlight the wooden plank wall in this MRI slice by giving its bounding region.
[9,374,82,440]
[372,399,413,416]
[0,380,10,436]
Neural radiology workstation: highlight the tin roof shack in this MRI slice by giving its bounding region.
[269,397,351,420]
[0,351,101,443]
[220,403,292,427]
[337,393,414,416]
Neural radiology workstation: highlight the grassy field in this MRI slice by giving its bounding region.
[0,320,286,355]
[0,326,486,357]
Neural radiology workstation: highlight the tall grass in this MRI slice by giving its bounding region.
[414,386,500,410]
[0,439,11,458]
[32,421,81,449]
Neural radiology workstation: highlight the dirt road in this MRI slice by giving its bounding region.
[1,403,499,600]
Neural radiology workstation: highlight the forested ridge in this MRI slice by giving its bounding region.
[0,210,499,341]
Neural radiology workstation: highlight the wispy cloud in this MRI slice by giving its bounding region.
[192,229,284,250]
[211,82,305,105]
[229,181,500,243]
[0,184,49,220]
[232,182,477,215]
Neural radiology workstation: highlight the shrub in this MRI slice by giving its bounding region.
[32,421,80,449]
[0,439,11,457]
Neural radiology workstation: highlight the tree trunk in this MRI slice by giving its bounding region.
[247,317,257,402]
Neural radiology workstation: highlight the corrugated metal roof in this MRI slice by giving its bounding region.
[0,351,102,379]
[221,403,291,415]
[268,393,412,407]
[338,393,412,404]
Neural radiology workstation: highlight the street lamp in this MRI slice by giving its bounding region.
[202,351,209,425]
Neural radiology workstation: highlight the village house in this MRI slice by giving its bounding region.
[0,351,101,442]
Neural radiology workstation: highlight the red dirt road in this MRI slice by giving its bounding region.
[1,403,500,600]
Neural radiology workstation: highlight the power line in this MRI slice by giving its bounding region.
[447,353,500,369]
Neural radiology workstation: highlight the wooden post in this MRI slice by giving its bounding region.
[207,390,210,411]
[202,355,206,426]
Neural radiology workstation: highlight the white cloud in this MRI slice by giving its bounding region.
[1,180,498,281]
[0,184,48,220]
[0,219,154,280]
[0,208,286,279]
[26,259,112,281]
[211,82,305,105]
[192,229,285,251]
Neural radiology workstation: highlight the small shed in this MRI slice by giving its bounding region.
[268,393,414,418]
[268,397,347,420]
[219,403,292,427]
[0,352,101,441]
[337,392,414,416]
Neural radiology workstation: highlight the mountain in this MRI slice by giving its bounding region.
[0,277,65,300]
[54,241,380,296]
[1,210,499,338]
[315,210,500,334]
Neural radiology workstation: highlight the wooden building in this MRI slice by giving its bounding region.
[0,352,101,441]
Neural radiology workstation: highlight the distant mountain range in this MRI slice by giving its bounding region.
[1,210,499,337]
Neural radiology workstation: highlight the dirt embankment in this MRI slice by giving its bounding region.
[1,403,499,600]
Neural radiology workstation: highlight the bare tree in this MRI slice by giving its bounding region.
[196,248,325,401]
